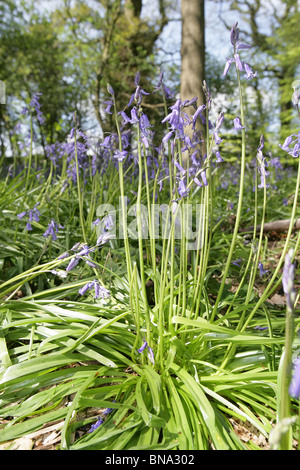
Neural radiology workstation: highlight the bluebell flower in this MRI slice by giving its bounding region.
[230,21,239,46]
[174,160,186,176]
[77,244,93,257]
[45,126,94,184]
[114,149,128,162]
[234,53,244,71]
[279,132,300,158]
[84,258,98,269]
[88,401,115,433]
[161,97,204,154]
[66,257,80,272]
[233,117,245,130]
[223,58,235,77]
[256,135,270,189]
[213,130,221,145]
[71,242,81,251]
[215,150,223,163]
[147,347,155,365]
[17,203,41,230]
[138,339,155,364]
[162,130,174,143]
[224,22,257,81]
[289,358,300,399]
[107,83,115,96]
[97,231,114,246]
[215,112,224,130]
[65,243,100,271]
[282,248,296,309]
[202,80,212,110]
[103,214,114,231]
[29,92,45,124]
[177,178,190,199]
[138,339,148,353]
[200,169,208,186]
[193,177,203,187]
[79,280,110,300]
[58,251,69,260]
[139,112,153,148]
[243,62,257,80]
[232,258,242,267]
[192,104,206,128]
[258,262,268,277]
[127,72,150,107]
[153,71,175,99]
[89,417,103,433]
[103,99,114,114]
[43,219,62,241]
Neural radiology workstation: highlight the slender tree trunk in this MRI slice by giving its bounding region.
[180,0,205,105]
[180,0,206,159]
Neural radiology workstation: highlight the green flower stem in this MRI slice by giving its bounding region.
[219,161,267,370]
[243,168,267,309]
[0,251,82,300]
[278,299,294,450]
[151,170,160,305]
[142,143,155,272]
[73,114,87,244]
[221,165,258,320]
[40,159,54,205]
[210,57,246,323]
[161,88,173,197]
[130,263,141,364]
[136,128,151,351]
[113,102,132,282]
[158,199,183,368]
[241,153,300,332]
[190,189,206,319]
[193,109,214,320]
[0,259,64,301]
[24,114,33,202]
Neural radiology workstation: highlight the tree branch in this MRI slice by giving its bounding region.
[240,219,300,234]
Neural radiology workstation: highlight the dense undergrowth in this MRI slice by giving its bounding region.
[0,22,300,450]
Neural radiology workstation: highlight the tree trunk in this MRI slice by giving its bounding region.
[180,0,205,105]
[180,0,206,158]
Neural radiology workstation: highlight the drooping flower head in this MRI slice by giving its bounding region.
[279,132,300,158]
[88,401,115,433]
[79,280,110,300]
[230,21,240,46]
[223,22,257,81]
[256,134,270,189]
[17,203,41,231]
[43,219,63,241]
[258,262,268,277]
[137,339,155,364]
[289,357,300,399]
[282,248,296,310]
[233,116,245,131]
[127,72,150,107]
[153,70,175,100]
[20,92,45,124]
